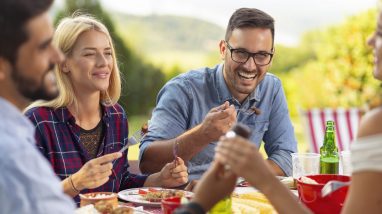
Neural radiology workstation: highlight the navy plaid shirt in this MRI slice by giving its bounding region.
[25,104,147,204]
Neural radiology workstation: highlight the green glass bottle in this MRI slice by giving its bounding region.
[320,121,339,174]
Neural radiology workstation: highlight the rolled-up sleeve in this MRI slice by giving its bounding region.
[267,150,294,176]
[139,77,191,161]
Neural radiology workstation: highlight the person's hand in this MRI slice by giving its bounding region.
[214,136,275,189]
[199,101,237,142]
[159,157,189,187]
[71,152,122,191]
[191,161,237,212]
[184,180,198,192]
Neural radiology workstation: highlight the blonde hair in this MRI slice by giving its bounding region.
[27,14,121,110]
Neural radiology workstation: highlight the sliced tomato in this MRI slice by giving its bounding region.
[148,188,159,192]
[138,189,148,195]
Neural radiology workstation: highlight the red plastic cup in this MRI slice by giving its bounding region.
[161,197,182,214]
[297,174,350,214]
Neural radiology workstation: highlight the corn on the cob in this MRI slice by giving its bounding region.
[232,202,260,214]
[232,197,276,214]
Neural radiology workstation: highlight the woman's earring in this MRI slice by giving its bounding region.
[102,97,112,106]
[61,63,70,73]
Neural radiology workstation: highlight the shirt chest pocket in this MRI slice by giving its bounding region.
[246,121,269,145]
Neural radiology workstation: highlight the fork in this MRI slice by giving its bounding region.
[173,140,179,167]
[119,126,148,153]
[321,180,350,197]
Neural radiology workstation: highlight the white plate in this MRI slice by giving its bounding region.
[118,188,193,207]
[234,186,258,194]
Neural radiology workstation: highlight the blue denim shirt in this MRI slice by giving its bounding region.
[0,98,75,213]
[140,64,297,180]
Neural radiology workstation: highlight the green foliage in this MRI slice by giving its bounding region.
[112,12,224,75]
[271,44,316,74]
[54,0,166,115]
[112,13,224,53]
[280,9,381,118]
[127,115,150,160]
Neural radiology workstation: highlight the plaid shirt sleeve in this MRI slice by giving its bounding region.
[25,104,148,205]
[119,107,148,189]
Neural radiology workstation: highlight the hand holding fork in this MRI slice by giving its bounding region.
[173,139,179,167]
[119,123,148,153]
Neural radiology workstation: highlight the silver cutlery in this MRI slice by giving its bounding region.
[119,128,147,153]
[321,180,350,197]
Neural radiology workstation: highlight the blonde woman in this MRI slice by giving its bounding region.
[25,15,188,204]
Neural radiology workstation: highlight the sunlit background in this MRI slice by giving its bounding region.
[52,0,380,159]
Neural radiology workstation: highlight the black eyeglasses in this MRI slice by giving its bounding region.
[225,41,274,66]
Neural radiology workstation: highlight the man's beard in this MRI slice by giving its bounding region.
[11,63,59,101]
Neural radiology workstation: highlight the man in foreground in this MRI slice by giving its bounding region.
[0,0,75,212]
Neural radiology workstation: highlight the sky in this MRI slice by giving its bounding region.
[99,0,377,46]
[53,0,377,46]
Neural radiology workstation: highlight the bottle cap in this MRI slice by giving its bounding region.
[231,123,251,139]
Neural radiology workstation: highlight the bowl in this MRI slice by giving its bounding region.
[297,174,350,214]
[79,192,118,209]
[161,197,182,214]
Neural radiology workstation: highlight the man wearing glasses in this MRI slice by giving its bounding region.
[140,8,297,181]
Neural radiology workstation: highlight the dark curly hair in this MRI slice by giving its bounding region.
[0,0,53,64]
[225,8,275,46]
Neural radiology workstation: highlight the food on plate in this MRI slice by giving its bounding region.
[110,207,134,214]
[232,192,276,214]
[80,192,118,209]
[85,193,116,199]
[232,198,276,214]
[94,200,114,213]
[75,204,134,214]
[232,202,260,214]
[279,176,295,189]
[75,204,99,214]
[139,188,186,202]
[300,176,319,185]
[236,192,270,204]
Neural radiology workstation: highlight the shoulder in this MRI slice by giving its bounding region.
[263,73,282,85]
[109,103,125,112]
[259,73,283,93]
[24,106,56,123]
[105,103,127,118]
[357,106,382,138]
[160,66,219,97]
[0,132,40,165]
[166,66,218,87]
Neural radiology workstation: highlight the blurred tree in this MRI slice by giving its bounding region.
[280,9,381,118]
[54,0,166,115]
[271,43,316,74]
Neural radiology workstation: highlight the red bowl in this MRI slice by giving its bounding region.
[297,174,350,214]
[161,197,182,214]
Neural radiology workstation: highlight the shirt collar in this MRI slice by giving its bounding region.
[216,63,233,103]
[216,63,261,104]
[54,104,113,123]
